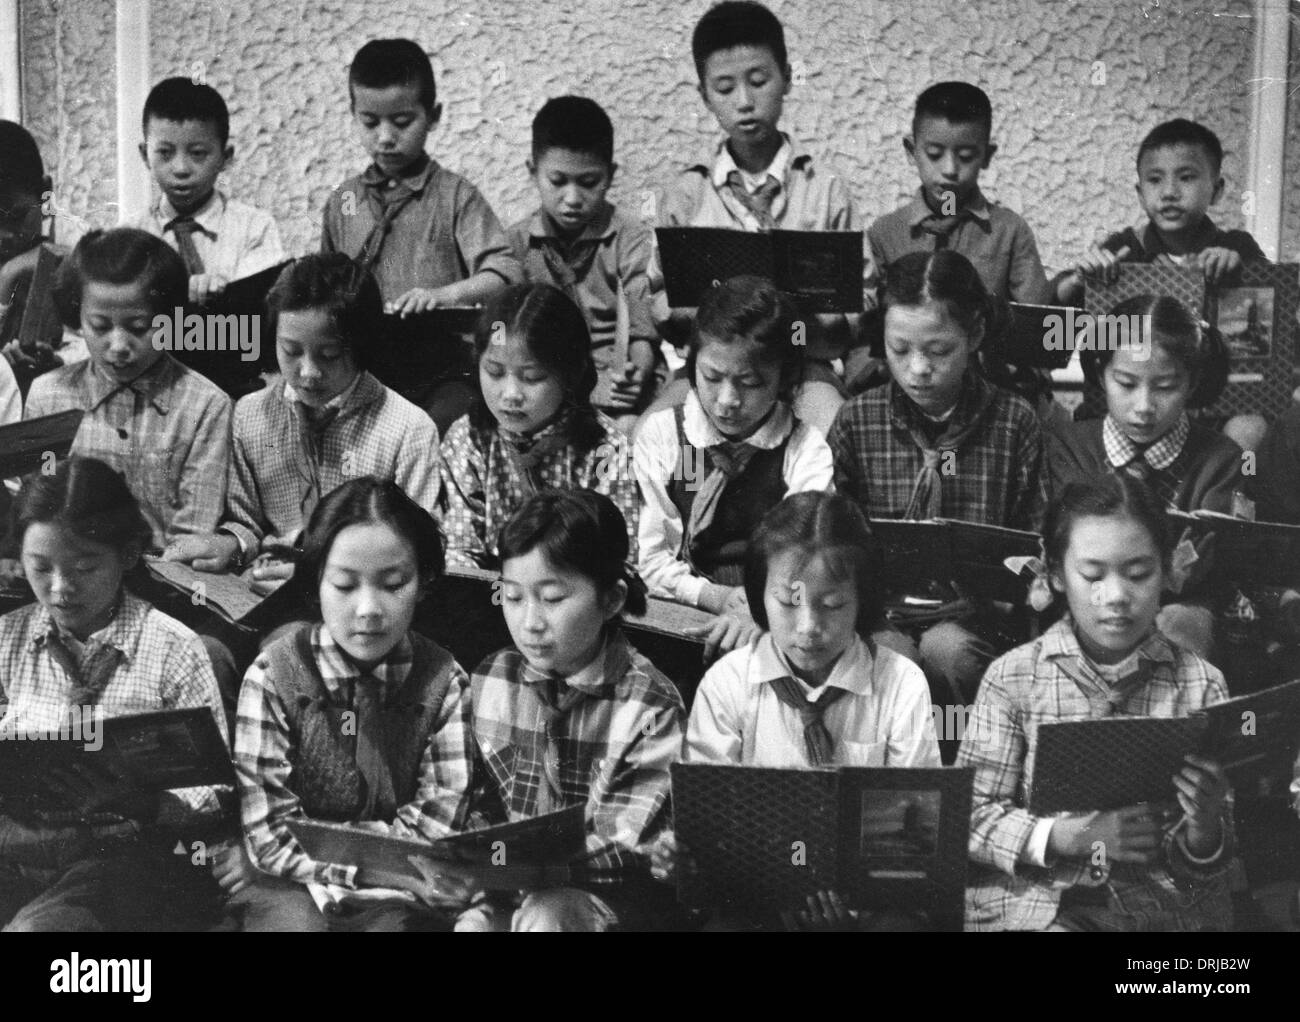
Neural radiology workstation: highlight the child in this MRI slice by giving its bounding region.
[960,475,1234,932]
[25,228,232,553]
[1049,294,1239,661]
[128,77,285,305]
[649,0,868,434]
[163,254,441,597]
[507,96,659,432]
[828,250,1047,705]
[321,38,522,430]
[230,477,476,932]
[654,491,940,930]
[452,489,685,931]
[633,275,832,662]
[440,282,639,570]
[0,457,232,931]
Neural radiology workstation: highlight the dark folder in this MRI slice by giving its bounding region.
[368,306,483,391]
[999,302,1082,369]
[0,409,83,478]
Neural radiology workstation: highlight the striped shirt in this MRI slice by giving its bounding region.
[958,618,1234,932]
[24,355,232,550]
[234,623,476,888]
[126,190,286,283]
[470,628,684,884]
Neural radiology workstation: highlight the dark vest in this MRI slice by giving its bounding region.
[263,625,457,822]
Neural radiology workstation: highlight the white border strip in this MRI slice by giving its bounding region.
[115,0,151,223]
[1247,0,1290,261]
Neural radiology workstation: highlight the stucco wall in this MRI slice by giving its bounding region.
[19,0,1276,272]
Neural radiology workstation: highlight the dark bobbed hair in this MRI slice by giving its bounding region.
[1044,475,1174,579]
[142,77,231,146]
[744,491,885,637]
[349,39,438,115]
[532,96,614,166]
[913,81,993,138]
[264,253,383,373]
[0,119,47,202]
[1081,293,1229,409]
[10,456,152,558]
[52,227,188,327]
[1137,118,1223,176]
[881,249,1001,347]
[687,274,805,402]
[692,1,788,81]
[497,488,647,618]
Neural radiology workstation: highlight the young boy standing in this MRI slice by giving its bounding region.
[507,96,658,433]
[321,38,522,432]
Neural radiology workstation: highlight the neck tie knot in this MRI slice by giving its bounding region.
[166,216,207,275]
[724,170,781,229]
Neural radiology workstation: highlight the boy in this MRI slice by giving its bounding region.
[507,96,658,432]
[128,78,285,305]
[321,38,521,431]
[648,1,866,435]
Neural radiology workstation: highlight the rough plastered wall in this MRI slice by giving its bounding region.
[19,0,1270,272]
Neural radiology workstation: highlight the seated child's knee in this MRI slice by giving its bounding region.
[920,621,988,699]
[511,888,618,932]
[1223,413,1267,454]
[1156,603,1216,661]
[871,624,921,666]
[792,380,844,436]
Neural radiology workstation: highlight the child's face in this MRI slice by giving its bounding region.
[276,308,359,408]
[905,115,993,213]
[0,188,44,264]
[698,44,790,153]
[22,523,135,642]
[1103,340,1191,447]
[479,331,566,435]
[319,522,421,668]
[1136,143,1223,240]
[351,83,438,178]
[1052,514,1163,665]
[139,117,231,216]
[763,550,859,688]
[82,280,165,384]
[693,336,782,440]
[500,547,623,678]
[884,300,978,416]
[528,147,613,239]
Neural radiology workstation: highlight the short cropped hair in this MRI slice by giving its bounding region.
[349,39,437,115]
[0,120,46,203]
[913,81,993,138]
[1136,118,1223,176]
[532,96,614,166]
[691,1,787,80]
[52,228,188,327]
[264,254,384,373]
[142,77,231,146]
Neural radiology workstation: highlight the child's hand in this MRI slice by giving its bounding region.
[690,610,760,663]
[248,556,295,596]
[1048,803,1174,865]
[188,273,229,305]
[606,362,652,411]
[404,855,482,912]
[1197,247,1242,285]
[387,287,454,317]
[780,890,859,932]
[162,533,241,573]
[648,829,697,885]
[1174,753,1230,855]
[1075,244,1130,286]
[211,839,258,897]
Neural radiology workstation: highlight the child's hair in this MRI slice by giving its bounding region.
[1044,474,1174,577]
[688,275,805,402]
[744,491,885,637]
[1081,293,1229,409]
[532,96,614,167]
[9,456,151,557]
[1137,118,1223,176]
[881,249,999,347]
[691,1,787,80]
[349,39,437,115]
[468,283,604,452]
[913,81,993,138]
[142,77,231,147]
[264,253,382,372]
[52,227,188,328]
[298,476,445,607]
[0,120,46,204]
[497,489,648,618]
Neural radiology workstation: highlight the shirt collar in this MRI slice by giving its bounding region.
[518,627,632,694]
[30,591,149,664]
[283,369,369,416]
[362,154,435,195]
[906,187,991,226]
[1101,412,1190,471]
[86,355,178,414]
[1039,616,1177,674]
[313,621,414,692]
[527,202,616,245]
[702,133,812,188]
[747,632,875,697]
[682,388,794,450]
[888,368,989,435]
[1136,215,1221,257]
[158,189,224,234]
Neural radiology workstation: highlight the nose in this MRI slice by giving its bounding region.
[106,328,136,358]
[522,598,546,634]
[377,121,399,147]
[1131,385,1155,416]
[909,352,933,379]
[48,567,76,599]
[938,152,959,179]
[561,184,583,208]
[298,356,323,384]
[1094,573,1129,609]
[795,600,820,637]
[499,373,523,405]
[715,379,741,410]
[735,84,755,112]
[354,583,383,620]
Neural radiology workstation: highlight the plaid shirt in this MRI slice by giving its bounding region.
[24,355,232,550]
[222,372,441,561]
[440,410,639,570]
[470,628,685,884]
[829,372,1048,531]
[126,189,285,282]
[958,618,1234,932]
[0,593,230,825]
[234,624,476,887]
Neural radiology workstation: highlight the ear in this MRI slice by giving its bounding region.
[428,102,443,129]
[602,578,628,621]
[982,142,997,168]
[696,81,711,108]
[221,143,235,167]
[1211,175,1225,205]
[607,161,619,186]
[902,135,917,161]
[138,141,149,167]
[780,63,793,96]
[1048,568,1066,595]
[966,314,985,353]
[525,157,536,177]
[121,541,144,573]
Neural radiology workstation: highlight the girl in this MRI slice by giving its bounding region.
[166,254,442,596]
[1049,293,1239,661]
[230,477,476,932]
[0,457,230,931]
[633,275,833,663]
[960,474,1233,932]
[442,489,685,931]
[827,249,1047,708]
[25,227,232,552]
[653,491,940,930]
[440,282,639,570]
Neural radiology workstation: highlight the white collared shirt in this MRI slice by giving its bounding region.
[126,189,285,282]
[711,137,793,195]
[685,632,941,768]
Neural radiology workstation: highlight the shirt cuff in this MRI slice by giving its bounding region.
[1022,816,1058,868]
[679,574,707,609]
